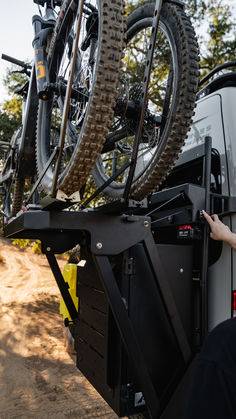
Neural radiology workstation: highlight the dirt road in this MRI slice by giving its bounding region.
[0,237,119,419]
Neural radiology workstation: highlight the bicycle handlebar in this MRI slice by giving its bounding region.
[1,54,32,70]
[33,0,62,6]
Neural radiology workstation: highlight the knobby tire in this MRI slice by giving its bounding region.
[36,0,125,196]
[92,2,199,201]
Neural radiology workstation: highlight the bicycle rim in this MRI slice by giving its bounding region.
[92,2,199,201]
[36,0,125,196]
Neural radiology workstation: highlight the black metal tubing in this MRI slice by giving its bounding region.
[199,60,236,87]
[46,252,78,321]
[1,53,32,73]
[123,0,163,201]
[93,254,160,419]
[200,136,212,343]
[81,160,131,209]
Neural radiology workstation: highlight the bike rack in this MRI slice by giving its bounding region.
[4,136,236,418]
[4,207,193,418]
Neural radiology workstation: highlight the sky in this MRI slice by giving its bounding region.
[0,0,38,101]
[0,0,235,102]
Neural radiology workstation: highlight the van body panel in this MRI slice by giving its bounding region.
[183,88,236,330]
[220,88,236,293]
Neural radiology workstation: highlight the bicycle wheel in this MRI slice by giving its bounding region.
[36,0,125,196]
[92,1,199,200]
[0,128,25,219]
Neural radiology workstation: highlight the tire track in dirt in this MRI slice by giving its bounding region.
[0,237,121,419]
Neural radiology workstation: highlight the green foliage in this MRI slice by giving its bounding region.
[126,0,235,79]
[200,1,236,73]
[11,238,31,249]
[81,175,106,208]
[0,68,28,142]
[32,240,42,254]
[3,66,28,97]
[185,0,208,25]
[0,110,20,142]
[2,96,22,121]
[11,238,42,253]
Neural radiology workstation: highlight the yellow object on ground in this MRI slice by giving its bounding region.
[60,263,78,321]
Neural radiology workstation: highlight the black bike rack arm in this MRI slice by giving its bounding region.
[45,252,78,321]
[200,136,212,343]
[93,254,160,418]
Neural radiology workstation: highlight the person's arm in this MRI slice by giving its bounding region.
[202,210,236,251]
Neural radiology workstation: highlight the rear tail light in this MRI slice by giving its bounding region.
[232,291,236,316]
[178,224,192,239]
[178,225,192,231]
[177,224,201,240]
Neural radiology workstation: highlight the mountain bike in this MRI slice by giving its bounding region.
[0,0,199,220]
[0,0,125,218]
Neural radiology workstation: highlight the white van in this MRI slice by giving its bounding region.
[182,63,236,331]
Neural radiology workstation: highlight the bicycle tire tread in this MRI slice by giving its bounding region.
[37,0,126,196]
[59,0,125,195]
[12,177,25,217]
[130,2,199,200]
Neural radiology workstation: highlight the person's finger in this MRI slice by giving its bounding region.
[211,214,219,222]
[202,210,214,226]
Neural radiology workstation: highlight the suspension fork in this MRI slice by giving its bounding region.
[32,6,56,99]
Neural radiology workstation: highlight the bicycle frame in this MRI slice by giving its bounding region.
[0,2,58,185]
[1,0,190,213]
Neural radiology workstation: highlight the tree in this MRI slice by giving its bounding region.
[0,68,27,142]
[200,1,236,73]
[126,0,235,77]
[0,110,19,142]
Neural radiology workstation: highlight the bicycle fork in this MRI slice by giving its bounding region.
[32,7,56,99]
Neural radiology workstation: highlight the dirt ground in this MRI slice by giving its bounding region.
[0,237,121,419]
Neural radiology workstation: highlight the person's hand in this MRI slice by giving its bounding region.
[202,210,236,250]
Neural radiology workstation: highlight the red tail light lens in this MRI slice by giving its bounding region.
[232,291,236,314]
[178,225,192,231]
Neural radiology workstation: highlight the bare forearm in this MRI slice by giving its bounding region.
[202,210,236,249]
[225,231,236,251]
